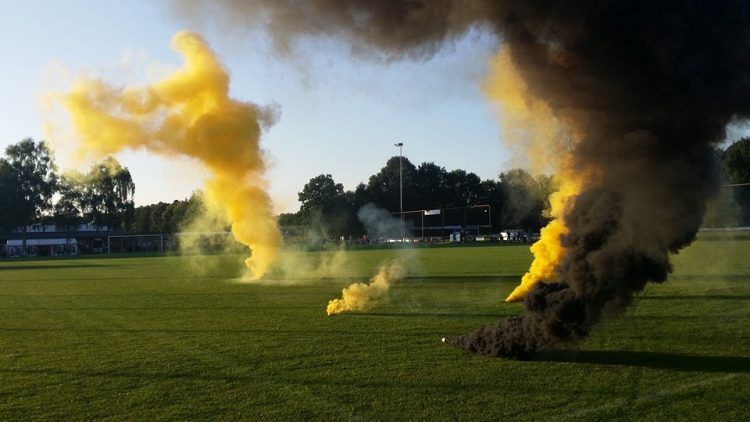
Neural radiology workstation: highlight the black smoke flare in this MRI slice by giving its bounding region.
[176,0,750,358]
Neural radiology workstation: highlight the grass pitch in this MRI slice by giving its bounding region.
[1,242,749,420]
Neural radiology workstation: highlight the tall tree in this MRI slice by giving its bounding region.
[367,156,416,212]
[127,192,204,234]
[722,137,750,225]
[4,139,58,254]
[412,162,448,209]
[0,159,24,232]
[476,179,505,232]
[497,168,553,231]
[53,175,83,247]
[81,157,135,232]
[298,174,345,216]
[297,174,353,238]
[444,169,483,207]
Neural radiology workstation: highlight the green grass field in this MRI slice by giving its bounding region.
[1,242,749,420]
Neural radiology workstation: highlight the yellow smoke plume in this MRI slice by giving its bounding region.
[255,247,351,284]
[505,172,581,302]
[55,31,281,279]
[483,46,592,302]
[326,260,405,315]
[483,47,574,173]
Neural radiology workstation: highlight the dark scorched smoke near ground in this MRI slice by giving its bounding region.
[178,0,750,358]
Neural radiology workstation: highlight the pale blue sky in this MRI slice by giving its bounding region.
[4,1,745,213]
[0,1,509,212]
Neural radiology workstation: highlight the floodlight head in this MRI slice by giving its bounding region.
[395,142,403,147]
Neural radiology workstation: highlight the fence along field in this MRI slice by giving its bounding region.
[0,241,748,419]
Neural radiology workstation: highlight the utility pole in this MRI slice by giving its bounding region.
[395,142,404,241]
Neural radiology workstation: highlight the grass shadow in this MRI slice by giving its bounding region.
[533,349,750,373]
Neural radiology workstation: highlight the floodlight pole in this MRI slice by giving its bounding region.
[395,142,404,242]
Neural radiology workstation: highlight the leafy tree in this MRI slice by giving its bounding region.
[351,183,372,210]
[344,183,372,235]
[130,202,167,234]
[722,137,750,225]
[81,157,135,231]
[278,212,304,227]
[126,192,208,234]
[3,139,58,253]
[279,157,560,240]
[498,168,553,231]
[476,179,505,232]
[53,175,83,243]
[148,203,168,233]
[168,199,192,233]
[723,138,750,182]
[130,204,153,234]
[367,156,416,212]
[412,162,448,209]
[444,169,483,207]
[298,174,345,216]
[0,159,25,232]
[297,174,355,238]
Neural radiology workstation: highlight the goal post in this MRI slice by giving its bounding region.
[393,204,493,240]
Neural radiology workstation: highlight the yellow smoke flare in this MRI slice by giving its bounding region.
[326,260,404,315]
[484,46,591,302]
[57,31,281,279]
[505,171,582,302]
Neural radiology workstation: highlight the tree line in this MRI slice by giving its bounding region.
[2,137,750,239]
[282,137,750,238]
[0,138,205,236]
[1,139,135,237]
[279,157,555,238]
[279,156,554,237]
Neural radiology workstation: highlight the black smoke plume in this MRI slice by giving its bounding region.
[175,0,750,358]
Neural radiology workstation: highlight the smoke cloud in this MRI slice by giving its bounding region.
[358,203,411,241]
[327,259,405,315]
[325,205,414,315]
[172,2,750,357]
[52,31,282,280]
[271,247,351,284]
[456,2,750,358]
[171,0,494,60]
